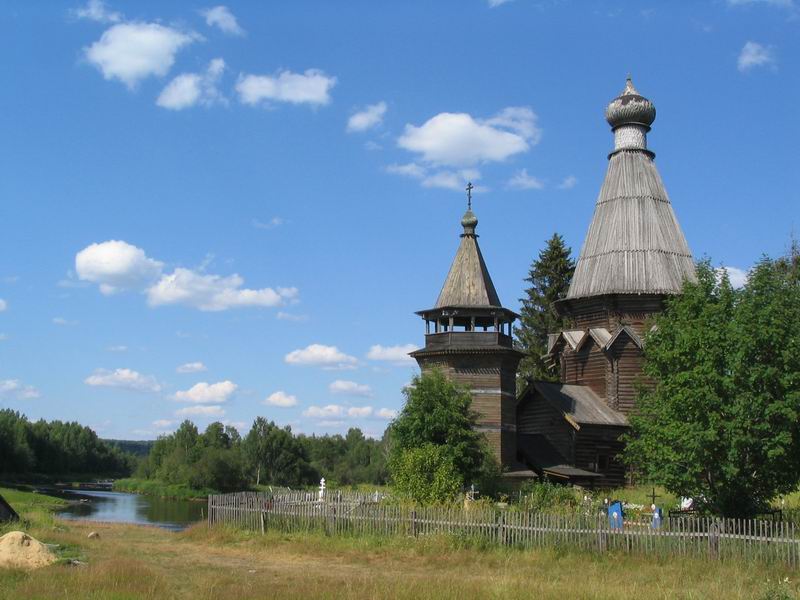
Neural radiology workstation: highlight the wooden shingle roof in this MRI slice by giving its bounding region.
[567,82,696,300]
[435,210,502,308]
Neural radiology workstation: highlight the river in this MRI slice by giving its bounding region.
[56,490,205,531]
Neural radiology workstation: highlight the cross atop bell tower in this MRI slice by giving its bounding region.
[410,197,523,467]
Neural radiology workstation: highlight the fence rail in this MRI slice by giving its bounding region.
[207,492,800,567]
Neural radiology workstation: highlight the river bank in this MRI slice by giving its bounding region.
[112,478,214,501]
[0,486,796,599]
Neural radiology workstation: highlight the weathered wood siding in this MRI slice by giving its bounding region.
[607,335,645,414]
[574,425,626,488]
[517,394,574,462]
[562,338,607,399]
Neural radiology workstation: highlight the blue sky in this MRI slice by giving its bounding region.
[0,0,797,440]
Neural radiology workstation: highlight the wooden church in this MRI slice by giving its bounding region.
[412,78,695,488]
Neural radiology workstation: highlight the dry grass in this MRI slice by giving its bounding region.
[0,487,797,599]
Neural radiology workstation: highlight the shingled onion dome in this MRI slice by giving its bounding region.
[605,77,656,154]
[461,208,478,234]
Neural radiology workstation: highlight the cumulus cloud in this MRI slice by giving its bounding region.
[507,168,544,190]
[236,69,337,106]
[73,0,121,23]
[728,0,794,7]
[347,101,387,132]
[176,361,207,374]
[175,405,225,417]
[157,58,226,110]
[375,407,398,420]
[201,5,244,35]
[107,345,128,352]
[147,268,297,311]
[716,266,749,289]
[386,163,481,191]
[75,240,163,295]
[84,22,198,89]
[488,0,514,6]
[329,380,373,397]
[285,344,358,370]
[303,404,344,418]
[252,217,284,230]
[558,175,578,190]
[738,41,776,72]
[152,419,175,429]
[277,311,309,322]
[366,344,418,365]
[174,380,237,404]
[0,299,6,311]
[398,107,539,168]
[264,390,298,407]
[0,379,40,400]
[347,406,373,418]
[52,317,78,326]
[84,368,161,392]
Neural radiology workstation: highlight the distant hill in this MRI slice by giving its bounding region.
[104,439,154,457]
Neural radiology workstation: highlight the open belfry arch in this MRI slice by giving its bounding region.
[517,77,696,487]
[410,184,524,468]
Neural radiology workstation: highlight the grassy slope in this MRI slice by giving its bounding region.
[0,487,797,600]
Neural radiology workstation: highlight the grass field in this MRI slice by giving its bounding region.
[1,486,798,599]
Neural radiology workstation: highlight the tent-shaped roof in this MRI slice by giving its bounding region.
[435,209,502,308]
[567,78,695,300]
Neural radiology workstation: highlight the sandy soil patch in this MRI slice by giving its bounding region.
[0,532,57,570]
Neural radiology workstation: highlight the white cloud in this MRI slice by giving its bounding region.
[558,175,578,190]
[107,345,128,352]
[53,317,78,326]
[201,5,245,36]
[376,407,398,420]
[317,420,345,428]
[175,405,225,417]
[386,163,481,191]
[174,380,237,404]
[253,217,284,230]
[716,266,749,289]
[176,361,207,374]
[285,344,358,369]
[0,299,6,312]
[329,380,373,397]
[85,22,198,89]
[738,41,776,72]
[0,379,40,400]
[74,0,121,23]
[0,334,8,341]
[264,390,298,407]
[152,419,175,429]
[303,404,344,418]
[84,368,161,392]
[347,406,373,418]
[488,0,514,6]
[157,58,226,110]
[398,107,539,167]
[76,240,163,295]
[507,168,544,190]
[147,268,298,311]
[366,344,418,365]
[236,69,337,106]
[347,101,387,133]
[277,311,309,322]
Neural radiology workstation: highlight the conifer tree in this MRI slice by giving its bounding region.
[514,233,575,384]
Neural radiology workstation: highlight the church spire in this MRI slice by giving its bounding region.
[567,77,695,300]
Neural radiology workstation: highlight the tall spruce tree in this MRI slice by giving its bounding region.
[514,233,575,384]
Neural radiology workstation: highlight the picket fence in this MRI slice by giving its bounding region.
[207,491,800,566]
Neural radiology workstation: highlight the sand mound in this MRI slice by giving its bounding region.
[0,531,57,570]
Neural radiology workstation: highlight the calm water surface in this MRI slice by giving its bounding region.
[57,490,204,531]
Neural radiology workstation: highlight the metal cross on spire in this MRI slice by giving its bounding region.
[466,182,474,210]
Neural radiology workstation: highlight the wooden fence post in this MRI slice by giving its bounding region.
[597,516,607,553]
[411,509,417,538]
[709,521,720,561]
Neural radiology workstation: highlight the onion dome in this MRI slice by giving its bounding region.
[605,76,656,130]
[461,209,478,231]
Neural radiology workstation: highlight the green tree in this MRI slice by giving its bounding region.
[391,444,463,504]
[243,417,314,487]
[625,260,800,517]
[388,369,495,502]
[514,233,575,384]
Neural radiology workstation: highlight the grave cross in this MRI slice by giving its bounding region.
[648,486,660,506]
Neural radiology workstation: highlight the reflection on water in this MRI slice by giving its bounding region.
[57,490,204,531]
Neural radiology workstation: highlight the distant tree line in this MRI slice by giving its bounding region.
[135,418,388,492]
[0,409,133,476]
